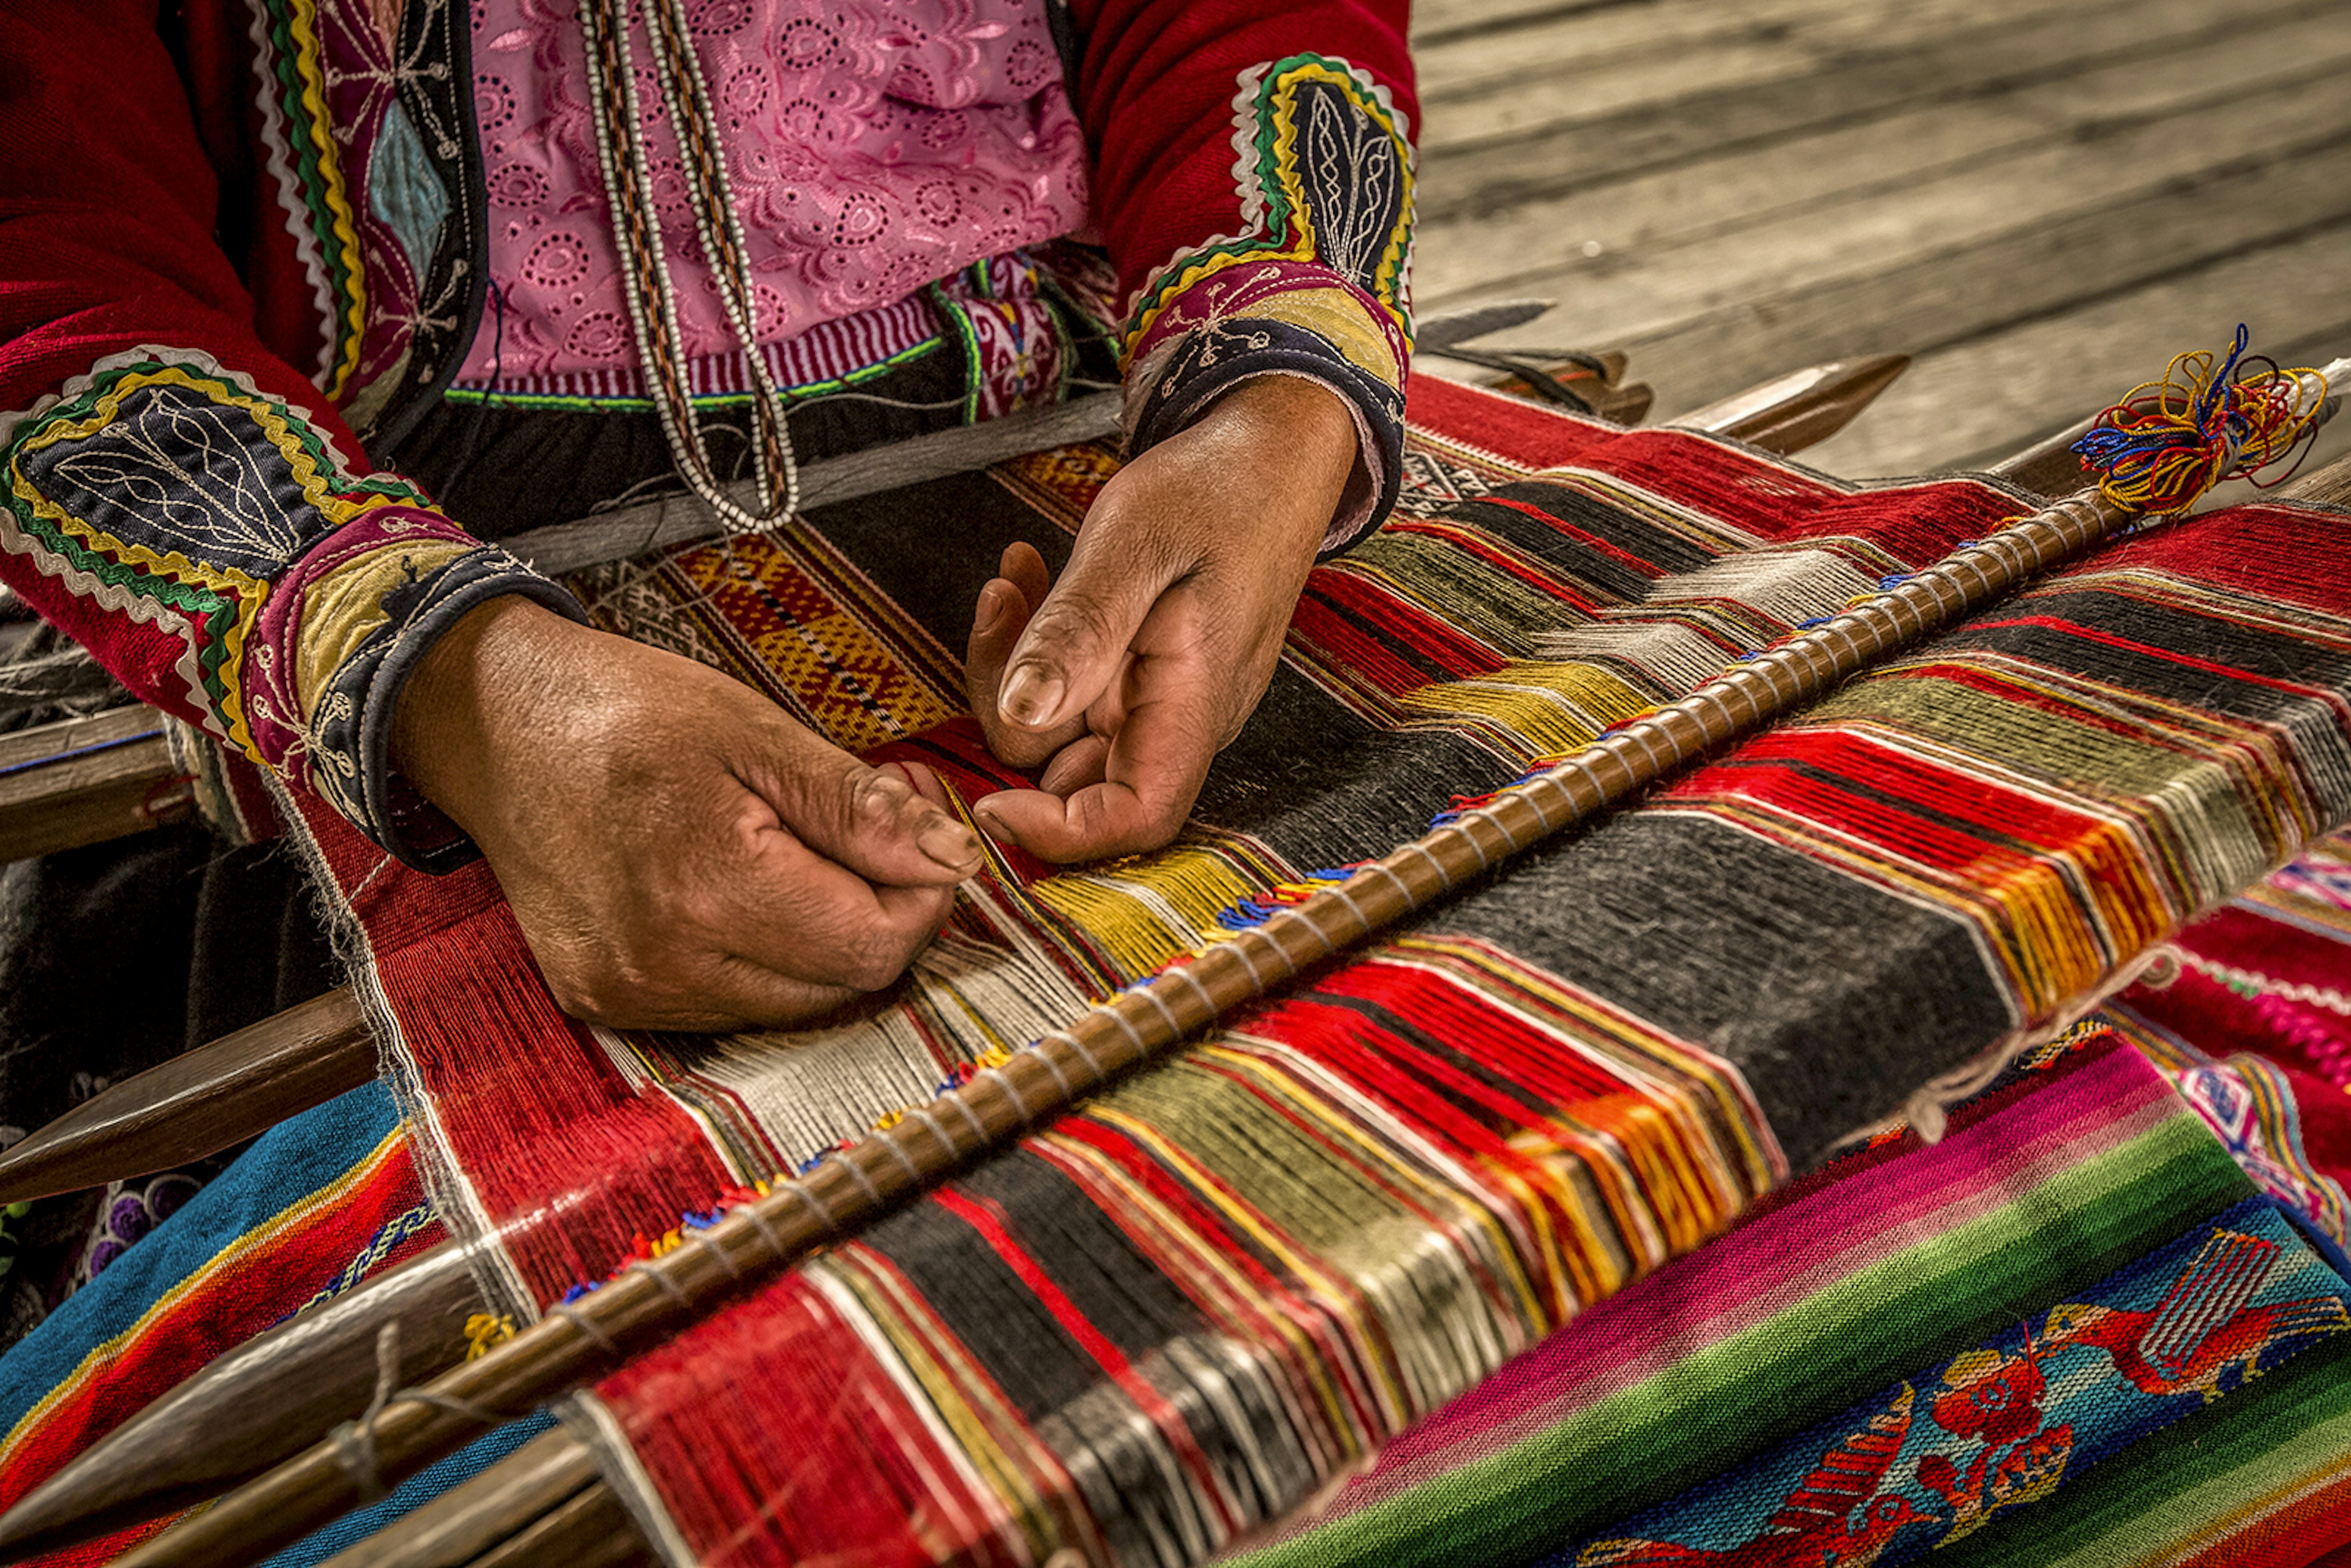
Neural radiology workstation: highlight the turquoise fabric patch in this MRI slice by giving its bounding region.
[369,101,449,271]
[260,1412,558,1567]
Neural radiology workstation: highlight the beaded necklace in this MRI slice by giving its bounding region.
[576,0,799,534]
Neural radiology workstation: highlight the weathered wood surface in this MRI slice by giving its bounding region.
[0,707,190,863]
[1415,0,2351,471]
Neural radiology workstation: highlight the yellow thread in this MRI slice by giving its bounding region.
[463,1313,517,1360]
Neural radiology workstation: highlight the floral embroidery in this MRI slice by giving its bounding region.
[1559,1201,2350,1566]
[456,0,1088,391]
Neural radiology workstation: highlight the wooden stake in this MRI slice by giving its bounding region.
[0,989,371,1206]
[0,1235,496,1562]
[112,478,2143,1568]
[455,1482,651,1568]
[310,1429,596,1568]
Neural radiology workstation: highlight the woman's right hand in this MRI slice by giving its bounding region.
[391,596,981,1030]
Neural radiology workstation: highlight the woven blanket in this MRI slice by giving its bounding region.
[1234,1022,2351,1568]
[267,377,2351,1566]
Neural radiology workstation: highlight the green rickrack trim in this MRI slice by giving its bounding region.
[255,0,366,386]
[0,358,433,727]
[931,271,988,426]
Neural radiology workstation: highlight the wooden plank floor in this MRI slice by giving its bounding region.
[1411,0,2351,482]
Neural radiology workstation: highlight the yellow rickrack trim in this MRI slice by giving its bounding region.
[279,0,369,400]
[462,1313,517,1360]
[9,364,403,759]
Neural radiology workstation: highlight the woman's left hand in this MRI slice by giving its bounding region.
[964,374,1361,861]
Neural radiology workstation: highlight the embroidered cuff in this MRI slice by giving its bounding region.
[0,347,583,871]
[1123,269,1405,552]
[249,511,586,871]
[1118,54,1415,553]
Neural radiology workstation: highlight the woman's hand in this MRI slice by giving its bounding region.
[964,375,1360,861]
[392,598,982,1030]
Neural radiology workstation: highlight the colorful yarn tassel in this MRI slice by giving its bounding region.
[2071,325,2328,515]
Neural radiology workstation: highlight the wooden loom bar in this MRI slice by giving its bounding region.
[0,990,372,1208]
[0,351,1906,1221]
[0,707,192,863]
[111,478,2144,1568]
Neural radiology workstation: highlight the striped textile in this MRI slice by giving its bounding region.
[0,1086,439,1566]
[269,374,2351,1565]
[1229,1028,2351,1568]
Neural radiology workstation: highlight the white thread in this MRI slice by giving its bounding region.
[980,1063,1040,1123]
[832,1152,884,1206]
[1403,838,1458,889]
[1053,1025,1104,1086]
[1137,984,1185,1042]
[944,1090,991,1142]
[1172,961,1223,1019]
[906,1103,959,1159]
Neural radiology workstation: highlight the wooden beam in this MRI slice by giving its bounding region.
[1671,356,1908,455]
[504,299,1562,576]
[0,988,372,1206]
[457,1482,653,1568]
[0,707,190,863]
[312,1429,598,1568]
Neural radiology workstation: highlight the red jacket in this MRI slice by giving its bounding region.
[0,0,1414,866]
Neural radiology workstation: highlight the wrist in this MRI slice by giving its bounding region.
[391,594,579,831]
[1199,374,1363,544]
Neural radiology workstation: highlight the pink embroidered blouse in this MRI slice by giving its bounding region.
[457,0,1092,387]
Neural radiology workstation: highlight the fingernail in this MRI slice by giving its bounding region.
[860,770,913,816]
[918,817,983,871]
[1000,662,1063,729]
[973,583,1006,637]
